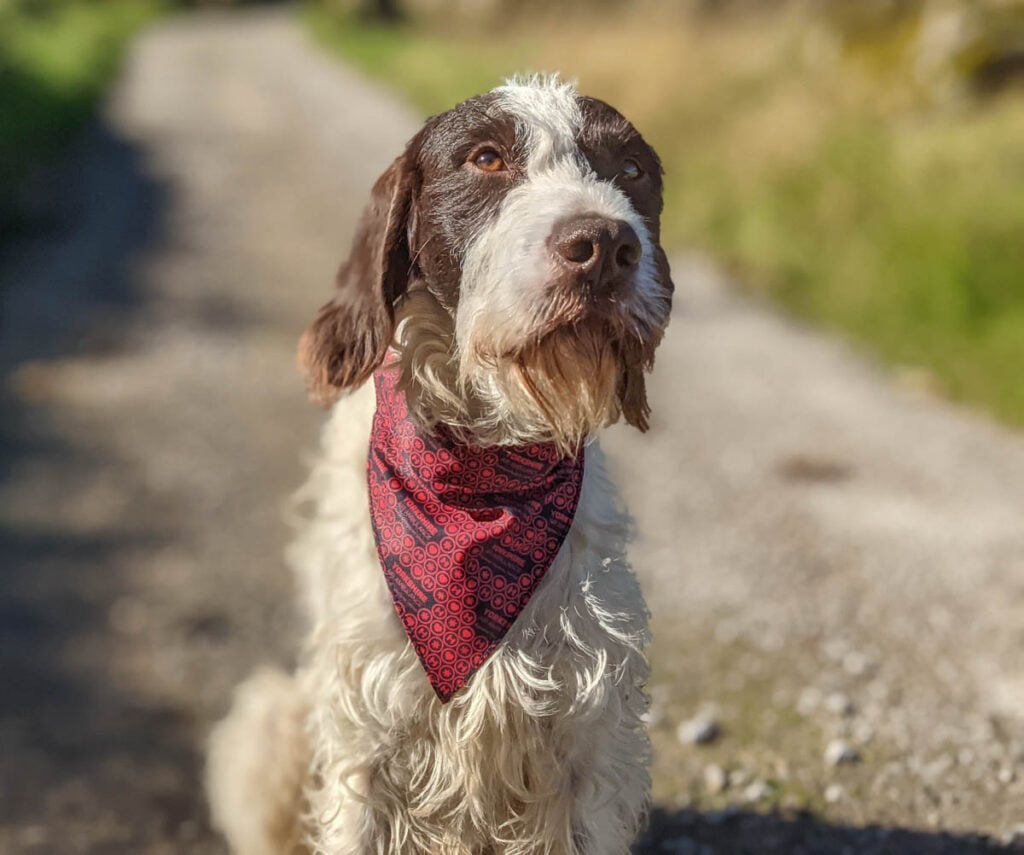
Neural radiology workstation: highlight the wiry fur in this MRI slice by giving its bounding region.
[456,81,669,445]
[208,74,672,855]
[280,385,650,854]
[395,291,622,455]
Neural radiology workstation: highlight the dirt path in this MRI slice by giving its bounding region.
[0,8,1022,854]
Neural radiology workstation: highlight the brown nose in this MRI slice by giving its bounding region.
[550,216,641,288]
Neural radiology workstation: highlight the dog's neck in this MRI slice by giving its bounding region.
[367,361,586,700]
[392,290,629,454]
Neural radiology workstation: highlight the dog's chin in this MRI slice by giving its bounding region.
[396,290,654,454]
[498,319,623,452]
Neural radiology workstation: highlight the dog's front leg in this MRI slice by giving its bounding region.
[566,691,652,855]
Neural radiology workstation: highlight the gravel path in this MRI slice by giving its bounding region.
[1,8,1022,854]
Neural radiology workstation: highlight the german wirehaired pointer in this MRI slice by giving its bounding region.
[208,75,674,855]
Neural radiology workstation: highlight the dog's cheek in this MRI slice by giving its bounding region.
[419,169,517,314]
[415,233,462,314]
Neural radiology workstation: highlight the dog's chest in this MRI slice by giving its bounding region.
[300,385,648,707]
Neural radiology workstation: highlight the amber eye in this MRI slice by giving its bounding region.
[472,148,505,172]
[620,159,642,180]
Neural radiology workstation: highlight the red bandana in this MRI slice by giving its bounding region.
[367,365,585,702]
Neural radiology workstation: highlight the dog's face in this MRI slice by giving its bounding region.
[300,76,673,451]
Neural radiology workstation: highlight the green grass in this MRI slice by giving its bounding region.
[699,114,1024,426]
[0,0,165,228]
[307,4,1024,429]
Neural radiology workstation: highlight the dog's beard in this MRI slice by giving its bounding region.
[394,291,650,454]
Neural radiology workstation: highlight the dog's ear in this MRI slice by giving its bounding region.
[299,146,419,405]
[617,338,654,432]
[618,245,674,432]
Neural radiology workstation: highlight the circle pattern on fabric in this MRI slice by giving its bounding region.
[367,365,585,702]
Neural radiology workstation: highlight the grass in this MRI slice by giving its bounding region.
[0,0,165,229]
[307,3,1024,429]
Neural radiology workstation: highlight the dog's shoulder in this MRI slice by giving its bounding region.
[318,379,377,466]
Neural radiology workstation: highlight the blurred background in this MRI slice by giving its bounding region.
[2,0,1024,852]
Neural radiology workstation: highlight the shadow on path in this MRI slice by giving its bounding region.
[636,807,1019,854]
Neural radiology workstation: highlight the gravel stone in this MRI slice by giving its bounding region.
[796,687,822,716]
[825,740,861,767]
[843,651,872,676]
[729,767,750,787]
[1001,824,1024,845]
[703,763,729,795]
[852,721,875,745]
[743,781,769,802]
[824,783,845,803]
[677,714,720,746]
[824,691,855,716]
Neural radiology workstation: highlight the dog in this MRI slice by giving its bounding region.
[207,75,673,855]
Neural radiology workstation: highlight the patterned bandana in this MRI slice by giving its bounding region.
[367,365,585,702]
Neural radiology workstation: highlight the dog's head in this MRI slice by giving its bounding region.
[300,76,673,451]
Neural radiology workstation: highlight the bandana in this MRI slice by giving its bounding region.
[367,364,585,702]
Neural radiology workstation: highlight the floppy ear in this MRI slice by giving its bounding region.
[298,148,418,405]
[618,245,674,432]
[617,337,655,432]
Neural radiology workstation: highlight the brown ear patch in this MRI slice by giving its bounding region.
[616,336,655,433]
[298,295,395,405]
[617,246,673,432]
[298,146,419,405]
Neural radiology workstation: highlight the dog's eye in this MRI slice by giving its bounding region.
[471,148,505,173]
[620,159,643,180]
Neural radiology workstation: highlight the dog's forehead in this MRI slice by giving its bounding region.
[493,77,583,165]
[418,93,516,159]
[417,79,646,170]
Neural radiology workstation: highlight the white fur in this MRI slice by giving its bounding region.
[209,383,652,854]
[457,78,664,388]
[207,668,310,855]
[494,75,583,172]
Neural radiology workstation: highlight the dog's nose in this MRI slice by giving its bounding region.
[550,216,641,287]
